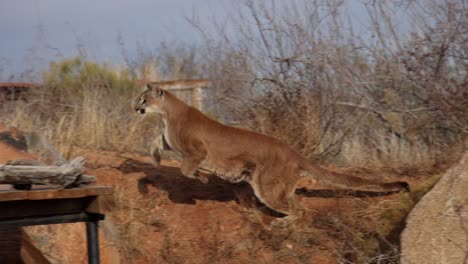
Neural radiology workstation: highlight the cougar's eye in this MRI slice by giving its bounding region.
[141,99,146,104]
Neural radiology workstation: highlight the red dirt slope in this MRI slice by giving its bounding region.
[72,148,409,264]
[1,123,418,264]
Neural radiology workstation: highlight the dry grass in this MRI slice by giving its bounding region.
[199,0,467,170]
[0,57,162,158]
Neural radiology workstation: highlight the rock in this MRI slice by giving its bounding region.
[401,151,468,264]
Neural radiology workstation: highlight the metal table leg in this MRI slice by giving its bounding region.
[86,220,99,264]
[86,213,104,264]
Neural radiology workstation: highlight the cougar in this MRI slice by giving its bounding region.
[134,84,409,226]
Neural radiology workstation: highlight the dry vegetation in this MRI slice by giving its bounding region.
[198,0,466,170]
[1,1,465,169]
[1,57,161,157]
[0,0,466,263]
[317,174,444,264]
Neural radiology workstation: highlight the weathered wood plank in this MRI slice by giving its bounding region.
[0,157,95,188]
[0,186,112,218]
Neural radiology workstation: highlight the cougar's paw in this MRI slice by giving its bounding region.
[198,175,209,184]
[270,218,290,228]
[270,214,301,228]
[151,154,161,167]
[151,160,161,168]
[192,171,209,184]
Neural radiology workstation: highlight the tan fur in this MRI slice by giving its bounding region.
[134,85,410,225]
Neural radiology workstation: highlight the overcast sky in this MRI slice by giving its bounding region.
[0,0,236,79]
[0,0,411,80]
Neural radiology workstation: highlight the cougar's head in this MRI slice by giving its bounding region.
[134,84,165,115]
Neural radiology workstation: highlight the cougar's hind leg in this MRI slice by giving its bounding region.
[180,150,209,184]
[269,184,304,227]
[250,166,304,227]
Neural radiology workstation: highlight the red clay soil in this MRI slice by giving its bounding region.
[1,123,418,264]
[75,149,341,264]
[73,148,413,264]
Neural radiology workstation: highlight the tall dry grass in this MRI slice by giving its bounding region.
[0,38,207,157]
[0,57,161,158]
[3,1,465,169]
[197,0,467,170]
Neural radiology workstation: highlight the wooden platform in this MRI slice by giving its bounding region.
[0,185,111,202]
[0,185,111,219]
[0,185,112,264]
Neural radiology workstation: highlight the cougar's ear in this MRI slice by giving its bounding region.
[152,86,164,96]
[157,87,164,96]
[145,83,163,96]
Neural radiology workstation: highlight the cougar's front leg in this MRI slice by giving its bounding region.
[150,134,163,167]
[180,155,209,184]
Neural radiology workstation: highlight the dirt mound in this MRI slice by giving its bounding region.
[69,148,418,264]
[8,145,417,263]
[77,149,339,264]
[1,124,427,263]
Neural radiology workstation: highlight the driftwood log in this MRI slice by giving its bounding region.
[0,157,95,189]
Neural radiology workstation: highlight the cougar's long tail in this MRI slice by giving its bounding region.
[297,155,409,192]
